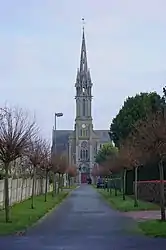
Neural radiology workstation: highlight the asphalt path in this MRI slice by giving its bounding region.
[0,185,166,250]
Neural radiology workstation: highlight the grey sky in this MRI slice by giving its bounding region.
[0,0,166,141]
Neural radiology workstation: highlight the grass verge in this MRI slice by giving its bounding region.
[98,189,159,212]
[0,191,68,235]
[139,219,166,237]
[64,185,78,190]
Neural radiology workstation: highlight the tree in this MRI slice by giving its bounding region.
[132,111,166,220]
[95,143,118,165]
[51,154,61,196]
[91,165,98,184]
[67,165,77,187]
[27,138,43,209]
[57,154,68,192]
[40,140,51,202]
[119,138,145,205]
[0,107,37,222]
[118,145,131,201]
[110,92,164,147]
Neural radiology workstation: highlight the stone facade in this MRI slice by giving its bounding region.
[52,28,110,183]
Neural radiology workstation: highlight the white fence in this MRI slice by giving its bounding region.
[0,178,49,209]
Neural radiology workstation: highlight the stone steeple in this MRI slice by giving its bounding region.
[75,27,93,119]
[75,28,92,88]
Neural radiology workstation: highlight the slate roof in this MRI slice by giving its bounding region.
[54,129,110,154]
[55,130,73,153]
[94,130,110,142]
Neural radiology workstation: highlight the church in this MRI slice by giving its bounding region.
[52,28,110,183]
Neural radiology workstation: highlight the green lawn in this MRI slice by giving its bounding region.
[0,191,68,235]
[98,189,159,212]
[139,220,166,237]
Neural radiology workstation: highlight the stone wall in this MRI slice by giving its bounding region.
[136,180,166,204]
[0,178,49,209]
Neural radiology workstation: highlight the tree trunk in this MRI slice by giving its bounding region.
[57,173,60,193]
[31,167,36,209]
[134,166,138,207]
[4,162,10,223]
[114,179,117,196]
[61,174,64,191]
[107,177,109,192]
[69,176,71,188]
[20,177,25,201]
[52,174,54,197]
[123,169,127,201]
[44,170,49,202]
[159,160,165,221]
[109,178,111,193]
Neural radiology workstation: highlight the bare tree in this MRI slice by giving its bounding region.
[19,156,31,201]
[132,111,166,220]
[0,107,37,222]
[27,137,43,209]
[40,140,51,202]
[91,165,98,184]
[51,154,61,196]
[102,155,121,195]
[119,139,142,205]
[67,165,77,187]
[57,154,68,192]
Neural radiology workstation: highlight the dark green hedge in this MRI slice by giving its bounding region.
[126,161,166,195]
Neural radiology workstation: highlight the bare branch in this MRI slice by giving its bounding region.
[0,106,38,164]
[132,111,166,163]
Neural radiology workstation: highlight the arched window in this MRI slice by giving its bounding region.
[85,150,88,160]
[83,99,86,116]
[83,150,85,160]
[80,150,83,159]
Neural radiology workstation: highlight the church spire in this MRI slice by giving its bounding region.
[75,19,93,120]
[80,25,88,73]
[75,19,92,88]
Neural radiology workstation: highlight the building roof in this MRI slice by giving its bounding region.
[55,130,73,153]
[55,129,110,144]
[94,130,110,142]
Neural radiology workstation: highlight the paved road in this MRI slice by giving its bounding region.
[0,185,166,250]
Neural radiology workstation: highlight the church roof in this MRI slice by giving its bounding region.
[55,129,110,144]
[54,130,73,153]
[94,130,110,142]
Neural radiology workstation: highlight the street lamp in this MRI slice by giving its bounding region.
[53,112,63,154]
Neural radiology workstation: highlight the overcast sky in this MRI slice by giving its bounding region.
[0,0,166,141]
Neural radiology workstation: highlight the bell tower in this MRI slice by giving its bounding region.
[74,23,93,183]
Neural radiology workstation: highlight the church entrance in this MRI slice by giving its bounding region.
[79,163,89,184]
[81,173,88,183]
